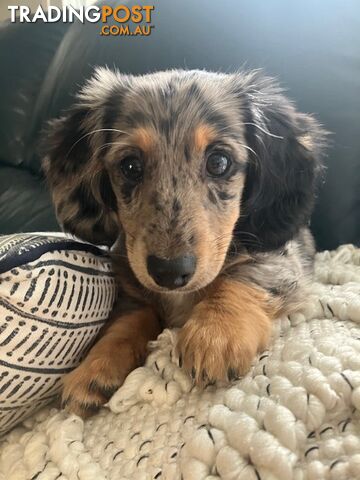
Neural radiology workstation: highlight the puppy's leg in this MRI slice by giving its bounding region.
[178,279,281,384]
[62,305,161,417]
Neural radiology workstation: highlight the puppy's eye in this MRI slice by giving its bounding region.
[120,156,143,182]
[206,152,232,177]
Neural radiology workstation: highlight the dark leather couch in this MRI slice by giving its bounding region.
[0,0,359,250]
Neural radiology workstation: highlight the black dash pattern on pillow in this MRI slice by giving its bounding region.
[0,234,116,435]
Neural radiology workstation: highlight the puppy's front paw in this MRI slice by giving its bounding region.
[177,292,272,385]
[177,318,254,385]
[61,306,161,417]
[62,342,137,417]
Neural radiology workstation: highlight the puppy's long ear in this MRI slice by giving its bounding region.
[233,72,327,251]
[42,67,127,245]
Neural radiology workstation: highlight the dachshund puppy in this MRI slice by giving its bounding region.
[43,68,326,416]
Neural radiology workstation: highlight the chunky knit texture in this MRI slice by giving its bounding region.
[0,244,359,480]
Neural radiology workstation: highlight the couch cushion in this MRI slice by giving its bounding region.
[0,166,59,235]
[0,20,69,174]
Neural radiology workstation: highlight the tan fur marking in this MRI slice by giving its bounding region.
[131,127,156,152]
[178,279,281,384]
[194,123,217,151]
[62,306,161,416]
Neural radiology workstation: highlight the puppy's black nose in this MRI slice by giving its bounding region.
[147,254,196,289]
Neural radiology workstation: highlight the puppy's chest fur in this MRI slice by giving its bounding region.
[158,292,197,328]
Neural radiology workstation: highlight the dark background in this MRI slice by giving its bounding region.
[0,0,359,249]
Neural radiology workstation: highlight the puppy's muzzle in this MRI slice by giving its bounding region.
[147,254,197,290]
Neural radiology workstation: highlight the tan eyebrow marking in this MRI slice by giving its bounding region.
[131,127,157,152]
[193,124,217,151]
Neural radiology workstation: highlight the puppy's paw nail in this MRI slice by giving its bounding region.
[102,385,119,399]
[89,380,118,400]
[227,367,239,381]
[178,354,183,367]
[81,403,101,416]
[205,379,216,387]
[191,367,196,380]
[89,380,99,393]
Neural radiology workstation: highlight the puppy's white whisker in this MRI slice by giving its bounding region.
[66,128,129,159]
[90,141,130,161]
[238,143,258,158]
[243,122,284,139]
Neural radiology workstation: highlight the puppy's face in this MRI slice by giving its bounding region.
[102,72,248,292]
[44,69,325,293]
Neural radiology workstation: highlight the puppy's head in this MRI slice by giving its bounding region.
[43,68,326,293]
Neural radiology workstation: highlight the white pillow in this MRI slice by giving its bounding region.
[0,234,116,435]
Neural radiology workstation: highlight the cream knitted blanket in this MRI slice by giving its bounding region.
[1,244,360,480]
